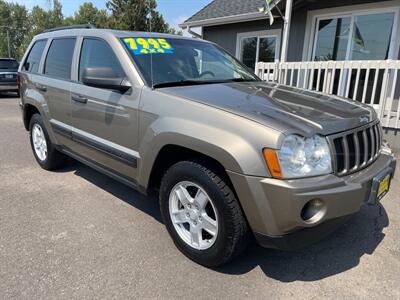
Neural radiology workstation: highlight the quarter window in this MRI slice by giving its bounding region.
[44,38,76,79]
[23,40,47,73]
[79,38,124,82]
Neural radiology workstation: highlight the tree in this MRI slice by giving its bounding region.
[0,1,29,59]
[72,2,110,28]
[49,0,63,28]
[150,11,178,34]
[19,0,64,59]
[0,0,179,60]
[9,4,30,59]
[106,0,179,33]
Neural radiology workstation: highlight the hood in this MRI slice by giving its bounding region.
[159,82,377,136]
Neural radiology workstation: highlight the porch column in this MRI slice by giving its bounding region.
[280,0,293,62]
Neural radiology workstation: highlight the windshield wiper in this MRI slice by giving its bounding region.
[227,78,259,82]
[153,80,227,89]
[152,78,260,89]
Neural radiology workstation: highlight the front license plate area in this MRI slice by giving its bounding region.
[367,168,393,205]
[377,175,391,201]
[5,74,13,79]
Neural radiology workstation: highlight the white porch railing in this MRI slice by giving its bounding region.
[256,60,400,129]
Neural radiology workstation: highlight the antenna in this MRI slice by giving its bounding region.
[147,6,154,88]
[150,39,154,89]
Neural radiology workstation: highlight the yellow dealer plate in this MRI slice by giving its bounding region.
[377,174,391,201]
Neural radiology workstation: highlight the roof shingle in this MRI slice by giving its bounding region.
[184,0,266,23]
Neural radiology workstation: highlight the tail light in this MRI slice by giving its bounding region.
[16,73,20,94]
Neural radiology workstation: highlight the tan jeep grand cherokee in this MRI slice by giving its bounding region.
[19,26,396,267]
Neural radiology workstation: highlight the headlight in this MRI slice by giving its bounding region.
[264,135,332,179]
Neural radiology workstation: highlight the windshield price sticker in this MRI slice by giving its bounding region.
[122,37,174,55]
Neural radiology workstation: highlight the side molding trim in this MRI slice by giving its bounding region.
[50,119,138,168]
[60,147,141,191]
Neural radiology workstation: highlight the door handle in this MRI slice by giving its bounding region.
[71,94,88,104]
[35,84,47,92]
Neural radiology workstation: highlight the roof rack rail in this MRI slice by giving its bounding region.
[43,24,96,33]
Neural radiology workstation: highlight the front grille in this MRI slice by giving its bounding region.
[328,121,382,176]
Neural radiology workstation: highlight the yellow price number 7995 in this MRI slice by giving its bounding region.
[123,37,174,55]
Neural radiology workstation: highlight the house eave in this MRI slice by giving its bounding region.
[179,12,269,29]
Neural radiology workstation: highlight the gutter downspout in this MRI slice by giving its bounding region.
[185,26,202,39]
[280,0,293,62]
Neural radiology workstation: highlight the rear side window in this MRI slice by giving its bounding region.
[23,40,47,73]
[44,38,76,80]
[79,38,124,81]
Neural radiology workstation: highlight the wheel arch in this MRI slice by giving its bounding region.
[23,103,41,131]
[146,144,236,193]
[146,143,253,244]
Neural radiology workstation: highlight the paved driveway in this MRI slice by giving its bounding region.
[0,95,399,299]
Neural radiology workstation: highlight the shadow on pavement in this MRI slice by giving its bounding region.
[57,158,389,282]
[217,204,389,281]
[57,159,163,223]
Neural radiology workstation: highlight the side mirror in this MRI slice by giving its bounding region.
[82,67,131,92]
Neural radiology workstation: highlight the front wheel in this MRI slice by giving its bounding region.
[160,160,249,267]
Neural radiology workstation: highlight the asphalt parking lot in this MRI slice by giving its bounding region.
[0,95,399,299]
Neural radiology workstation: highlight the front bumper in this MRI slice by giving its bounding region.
[253,215,353,250]
[228,151,396,250]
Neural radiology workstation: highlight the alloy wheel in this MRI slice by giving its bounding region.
[169,181,218,250]
[32,123,47,161]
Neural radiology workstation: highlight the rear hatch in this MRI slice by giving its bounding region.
[0,59,19,83]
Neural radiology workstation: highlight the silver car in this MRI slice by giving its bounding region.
[19,25,396,267]
[0,58,19,96]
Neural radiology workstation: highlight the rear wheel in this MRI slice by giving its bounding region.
[160,160,249,267]
[29,113,66,170]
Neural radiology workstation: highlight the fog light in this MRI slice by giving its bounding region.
[300,199,326,224]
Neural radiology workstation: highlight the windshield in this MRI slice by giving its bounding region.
[0,59,19,70]
[121,37,259,88]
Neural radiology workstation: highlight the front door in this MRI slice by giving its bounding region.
[70,38,141,181]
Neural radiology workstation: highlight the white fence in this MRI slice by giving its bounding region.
[256,60,400,129]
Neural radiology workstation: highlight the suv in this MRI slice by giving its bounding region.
[0,58,19,96]
[19,26,396,267]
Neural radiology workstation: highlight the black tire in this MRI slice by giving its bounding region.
[29,113,66,170]
[160,160,249,267]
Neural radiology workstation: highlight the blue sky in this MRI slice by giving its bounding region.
[7,0,212,31]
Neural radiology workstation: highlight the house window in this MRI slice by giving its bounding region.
[237,30,281,70]
[312,10,397,61]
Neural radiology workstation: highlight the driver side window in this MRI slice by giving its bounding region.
[79,38,124,82]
